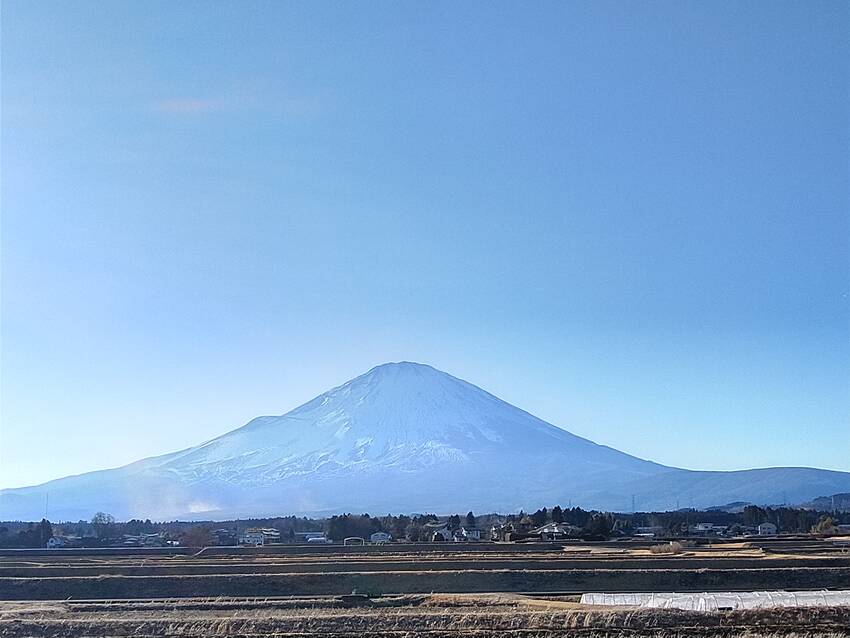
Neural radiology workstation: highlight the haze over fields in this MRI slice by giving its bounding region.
[2,362,849,521]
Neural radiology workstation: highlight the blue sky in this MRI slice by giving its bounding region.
[2,1,848,489]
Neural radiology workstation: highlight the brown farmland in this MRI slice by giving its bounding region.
[1,539,849,636]
[2,595,850,637]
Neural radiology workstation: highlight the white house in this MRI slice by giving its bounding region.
[688,523,727,536]
[295,531,327,543]
[370,531,392,544]
[531,522,576,540]
[259,528,281,543]
[757,522,777,535]
[141,533,165,547]
[459,527,481,541]
[490,523,506,541]
[239,531,265,546]
[634,526,665,537]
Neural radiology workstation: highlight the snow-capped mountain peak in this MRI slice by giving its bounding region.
[2,362,849,520]
[154,361,609,483]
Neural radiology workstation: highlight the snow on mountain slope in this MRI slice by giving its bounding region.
[2,362,849,520]
[150,362,664,483]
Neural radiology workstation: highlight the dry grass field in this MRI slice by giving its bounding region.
[1,539,848,636]
[1,594,849,637]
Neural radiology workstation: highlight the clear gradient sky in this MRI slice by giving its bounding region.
[2,1,848,489]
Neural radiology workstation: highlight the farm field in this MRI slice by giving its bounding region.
[2,594,850,637]
[1,539,848,636]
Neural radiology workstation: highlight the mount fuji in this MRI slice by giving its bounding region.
[2,362,849,521]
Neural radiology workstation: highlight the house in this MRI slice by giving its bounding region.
[531,522,577,541]
[140,533,165,547]
[239,528,282,545]
[211,528,238,546]
[688,523,728,536]
[258,528,281,543]
[296,531,328,543]
[492,516,538,542]
[47,535,86,549]
[422,520,453,542]
[432,527,452,542]
[634,526,665,538]
[491,518,546,542]
[240,527,283,546]
[757,522,777,535]
[458,527,481,541]
[516,516,534,533]
[121,535,143,547]
[307,535,331,544]
[239,531,266,546]
[370,531,392,544]
[422,522,453,542]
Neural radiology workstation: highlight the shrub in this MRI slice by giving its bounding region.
[649,541,684,554]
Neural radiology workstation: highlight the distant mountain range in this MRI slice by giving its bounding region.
[809,493,850,513]
[2,362,849,521]
[705,493,850,514]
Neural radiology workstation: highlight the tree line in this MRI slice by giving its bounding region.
[1,504,846,548]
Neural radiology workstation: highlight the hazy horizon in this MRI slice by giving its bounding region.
[2,1,849,490]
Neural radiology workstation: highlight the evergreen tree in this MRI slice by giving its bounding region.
[393,515,411,539]
[742,505,767,527]
[405,521,424,542]
[583,513,613,538]
[532,508,547,526]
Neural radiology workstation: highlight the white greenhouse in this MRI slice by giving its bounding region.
[580,590,850,611]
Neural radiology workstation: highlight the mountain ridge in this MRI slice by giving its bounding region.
[2,362,849,521]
